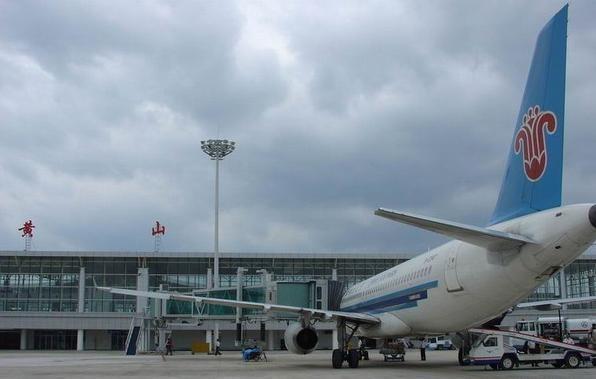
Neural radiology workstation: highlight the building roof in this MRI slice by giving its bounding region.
[0,250,415,260]
[1,245,595,260]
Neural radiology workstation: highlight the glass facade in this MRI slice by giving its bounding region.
[524,275,561,302]
[0,255,400,314]
[1,254,595,315]
[0,257,79,312]
[33,330,77,350]
[524,259,596,308]
[84,258,138,313]
[565,259,596,309]
[148,258,210,292]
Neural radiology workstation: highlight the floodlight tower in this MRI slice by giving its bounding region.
[201,139,236,288]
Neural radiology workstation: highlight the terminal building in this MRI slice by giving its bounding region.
[1,248,595,351]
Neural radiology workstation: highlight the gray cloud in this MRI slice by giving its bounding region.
[1,0,595,254]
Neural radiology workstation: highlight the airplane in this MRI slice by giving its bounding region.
[97,5,596,369]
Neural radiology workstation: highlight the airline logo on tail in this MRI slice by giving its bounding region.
[514,105,557,182]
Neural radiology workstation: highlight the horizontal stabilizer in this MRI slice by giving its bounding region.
[375,208,537,250]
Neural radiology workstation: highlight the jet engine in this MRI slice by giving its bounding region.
[283,323,318,354]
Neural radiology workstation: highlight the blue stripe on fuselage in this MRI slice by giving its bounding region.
[341,280,438,313]
[369,300,419,314]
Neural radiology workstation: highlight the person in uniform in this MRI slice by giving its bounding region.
[215,338,222,356]
[165,336,174,356]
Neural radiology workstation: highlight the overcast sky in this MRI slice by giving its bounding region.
[1,0,595,254]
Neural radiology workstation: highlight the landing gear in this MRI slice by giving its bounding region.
[331,318,361,369]
[456,331,472,366]
[348,349,360,368]
[332,349,343,369]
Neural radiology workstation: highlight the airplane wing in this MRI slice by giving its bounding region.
[96,286,380,324]
[374,208,537,250]
[516,295,596,309]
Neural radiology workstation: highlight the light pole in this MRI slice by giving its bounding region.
[201,139,236,288]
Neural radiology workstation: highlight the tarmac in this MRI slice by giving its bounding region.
[0,349,595,379]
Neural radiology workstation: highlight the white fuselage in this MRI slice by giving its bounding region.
[339,204,596,338]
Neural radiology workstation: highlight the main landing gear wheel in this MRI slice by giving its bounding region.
[332,349,343,369]
[348,350,359,368]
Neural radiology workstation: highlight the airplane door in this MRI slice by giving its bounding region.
[445,245,463,292]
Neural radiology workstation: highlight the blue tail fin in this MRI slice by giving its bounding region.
[490,5,567,225]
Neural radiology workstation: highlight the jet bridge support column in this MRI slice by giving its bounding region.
[236,267,247,346]
[77,266,85,351]
[559,270,568,310]
[206,328,213,353]
[267,329,274,351]
[332,329,338,350]
[136,268,149,353]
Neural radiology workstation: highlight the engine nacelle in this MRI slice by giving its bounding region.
[283,323,318,354]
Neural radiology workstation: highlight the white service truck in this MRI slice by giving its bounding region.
[468,328,596,370]
[426,335,455,350]
[516,317,595,343]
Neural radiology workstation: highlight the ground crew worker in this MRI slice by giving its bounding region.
[215,338,222,356]
[590,324,596,349]
[165,336,174,356]
[420,338,427,361]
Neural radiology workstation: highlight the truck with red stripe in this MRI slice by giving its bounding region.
[468,328,596,370]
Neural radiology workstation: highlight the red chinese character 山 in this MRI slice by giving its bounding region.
[152,221,166,236]
[18,220,35,237]
[514,105,557,182]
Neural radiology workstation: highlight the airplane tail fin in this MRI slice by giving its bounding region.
[490,5,568,225]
